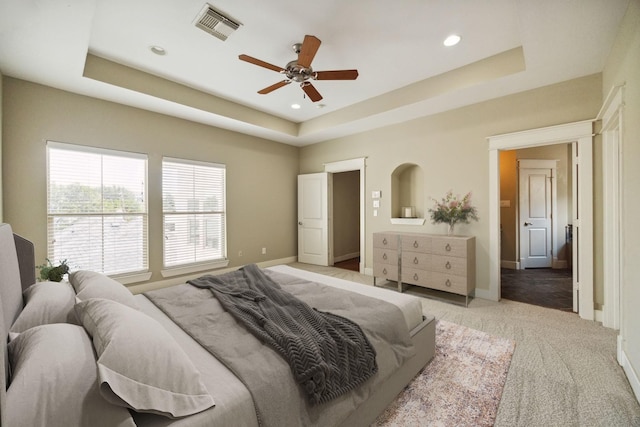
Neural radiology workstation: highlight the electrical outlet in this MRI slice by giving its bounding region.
[261,247,267,255]
[238,250,243,257]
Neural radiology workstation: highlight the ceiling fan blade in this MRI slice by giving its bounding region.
[258,80,291,94]
[314,70,359,80]
[297,35,321,68]
[239,54,285,73]
[301,82,323,102]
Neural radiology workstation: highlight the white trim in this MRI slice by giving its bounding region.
[601,84,624,330]
[500,260,519,269]
[161,259,230,278]
[130,256,297,294]
[113,271,153,285]
[390,218,426,225]
[324,157,366,274]
[487,121,594,321]
[489,120,594,150]
[619,342,640,404]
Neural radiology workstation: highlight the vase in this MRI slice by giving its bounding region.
[447,223,455,236]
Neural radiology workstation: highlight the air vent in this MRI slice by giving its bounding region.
[194,4,241,41]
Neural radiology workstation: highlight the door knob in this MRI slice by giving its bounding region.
[298,221,303,225]
[524,222,532,226]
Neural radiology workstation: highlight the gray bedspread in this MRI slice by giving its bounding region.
[145,268,415,427]
[188,264,378,405]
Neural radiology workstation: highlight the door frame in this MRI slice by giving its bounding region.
[599,84,624,331]
[488,120,594,320]
[324,158,366,274]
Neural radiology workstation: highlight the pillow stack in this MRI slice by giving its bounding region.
[7,270,215,426]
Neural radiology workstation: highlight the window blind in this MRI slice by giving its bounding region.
[46,142,148,275]
[162,157,226,268]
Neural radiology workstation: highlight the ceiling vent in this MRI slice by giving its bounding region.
[194,4,241,41]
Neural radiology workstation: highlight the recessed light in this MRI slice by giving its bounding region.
[291,103,301,109]
[443,34,461,47]
[150,46,166,56]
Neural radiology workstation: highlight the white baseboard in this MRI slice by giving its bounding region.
[595,309,603,323]
[128,256,298,295]
[500,260,519,269]
[619,336,640,404]
[333,252,360,263]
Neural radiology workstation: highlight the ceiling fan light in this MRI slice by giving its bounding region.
[291,103,301,109]
[443,34,461,47]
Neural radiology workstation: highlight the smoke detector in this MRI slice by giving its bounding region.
[194,4,241,41]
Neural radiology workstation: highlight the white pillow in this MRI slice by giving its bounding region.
[75,298,215,418]
[10,281,78,333]
[7,323,136,427]
[69,270,139,309]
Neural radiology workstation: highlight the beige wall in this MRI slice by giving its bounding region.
[332,171,360,260]
[300,74,602,294]
[2,78,299,285]
[0,70,3,222]
[602,0,640,398]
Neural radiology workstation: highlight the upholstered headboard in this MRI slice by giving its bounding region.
[0,223,34,426]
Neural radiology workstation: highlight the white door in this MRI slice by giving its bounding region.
[297,173,331,265]
[519,163,553,268]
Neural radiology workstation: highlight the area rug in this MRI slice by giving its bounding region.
[373,320,515,427]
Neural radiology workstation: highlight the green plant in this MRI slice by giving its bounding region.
[37,259,70,282]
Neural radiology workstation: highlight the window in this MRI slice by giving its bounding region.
[162,157,226,269]
[46,142,148,275]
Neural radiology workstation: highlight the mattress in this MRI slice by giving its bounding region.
[266,265,424,330]
[132,265,426,426]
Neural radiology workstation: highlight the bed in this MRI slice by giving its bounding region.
[0,223,436,426]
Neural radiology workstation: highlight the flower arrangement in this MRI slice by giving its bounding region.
[429,191,478,234]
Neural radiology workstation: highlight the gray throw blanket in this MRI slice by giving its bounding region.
[188,264,377,405]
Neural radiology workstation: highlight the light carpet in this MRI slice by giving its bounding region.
[374,320,515,427]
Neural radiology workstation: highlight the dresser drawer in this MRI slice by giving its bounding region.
[431,254,467,276]
[373,263,398,281]
[373,233,398,250]
[401,235,432,253]
[401,267,431,287]
[431,237,467,257]
[373,249,398,265]
[401,252,431,270]
[428,272,468,295]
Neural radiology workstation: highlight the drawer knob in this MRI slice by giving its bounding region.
[413,240,419,248]
[413,273,419,281]
[383,238,388,245]
[445,243,452,252]
[413,257,419,264]
[383,253,387,260]
[445,261,451,269]
[445,279,452,287]
[383,268,387,275]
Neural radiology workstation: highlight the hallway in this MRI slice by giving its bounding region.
[501,268,573,311]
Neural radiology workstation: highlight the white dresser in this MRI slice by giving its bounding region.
[373,232,476,306]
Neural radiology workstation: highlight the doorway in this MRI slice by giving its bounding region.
[500,150,573,311]
[488,120,594,321]
[332,171,360,272]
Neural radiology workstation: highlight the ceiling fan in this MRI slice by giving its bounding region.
[239,35,359,102]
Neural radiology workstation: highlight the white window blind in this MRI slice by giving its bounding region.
[162,157,226,268]
[46,142,148,275]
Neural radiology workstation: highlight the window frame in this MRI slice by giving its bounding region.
[161,156,228,277]
[46,141,151,283]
